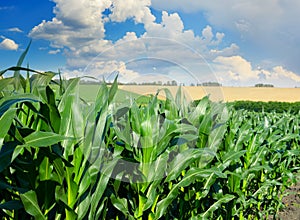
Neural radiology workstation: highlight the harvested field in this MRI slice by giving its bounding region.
[119,85,300,102]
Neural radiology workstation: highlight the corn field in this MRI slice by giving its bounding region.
[0,47,300,219]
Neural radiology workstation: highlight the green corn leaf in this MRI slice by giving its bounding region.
[160,88,178,119]
[16,40,31,67]
[94,83,109,115]
[23,131,69,147]
[208,122,227,152]
[108,76,118,104]
[55,185,68,206]
[30,71,56,88]
[156,167,224,219]
[166,148,215,182]
[145,151,169,182]
[199,194,235,219]
[20,190,46,220]
[175,86,183,107]
[11,41,31,91]
[110,194,129,216]
[52,158,65,184]
[241,165,272,179]
[0,77,14,91]
[77,169,91,198]
[0,108,16,149]
[188,96,209,125]
[39,157,51,181]
[0,142,17,173]
[219,150,247,170]
[11,145,24,162]
[58,78,82,156]
[143,180,162,212]
[77,196,91,219]
[55,191,78,220]
[89,157,120,219]
[0,94,41,117]
[46,86,61,133]
[0,66,44,77]
[197,112,212,148]
[66,168,79,208]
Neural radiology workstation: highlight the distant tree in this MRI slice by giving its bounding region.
[254,83,274,87]
[201,82,222,87]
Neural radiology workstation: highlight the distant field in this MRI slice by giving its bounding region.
[79,84,300,102]
[119,85,300,102]
[79,84,141,103]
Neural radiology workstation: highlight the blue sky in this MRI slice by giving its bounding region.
[1,0,300,87]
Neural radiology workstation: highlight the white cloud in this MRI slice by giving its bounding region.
[209,44,239,57]
[151,1,300,72]
[29,0,112,48]
[151,1,297,39]
[0,38,18,50]
[7,27,23,33]
[48,49,61,54]
[214,56,257,82]
[143,11,226,54]
[271,66,300,83]
[213,55,300,87]
[109,0,155,25]
[39,47,48,51]
[28,0,300,87]
[34,3,227,85]
[88,11,227,83]
[65,60,140,83]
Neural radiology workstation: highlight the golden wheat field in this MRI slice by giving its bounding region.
[119,85,300,102]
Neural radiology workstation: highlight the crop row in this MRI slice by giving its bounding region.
[230,100,300,114]
[1,49,300,219]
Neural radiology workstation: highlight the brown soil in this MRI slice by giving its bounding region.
[277,182,300,220]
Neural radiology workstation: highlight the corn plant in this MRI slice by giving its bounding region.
[1,46,300,219]
[0,60,122,219]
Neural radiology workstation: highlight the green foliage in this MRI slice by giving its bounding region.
[231,100,300,114]
[1,48,300,219]
[254,83,274,87]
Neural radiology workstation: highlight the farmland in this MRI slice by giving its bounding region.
[1,49,300,219]
[80,84,300,103]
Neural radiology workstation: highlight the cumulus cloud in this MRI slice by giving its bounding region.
[214,56,257,82]
[30,1,227,84]
[142,11,227,56]
[151,1,285,29]
[28,0,300,87]
[151,0,299,42]
[151,1,300,72]
[0,37,18,50]
[213,55,300,87]
[109,0,155,25]
[209,44,239,58]
[29,0,112,48]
